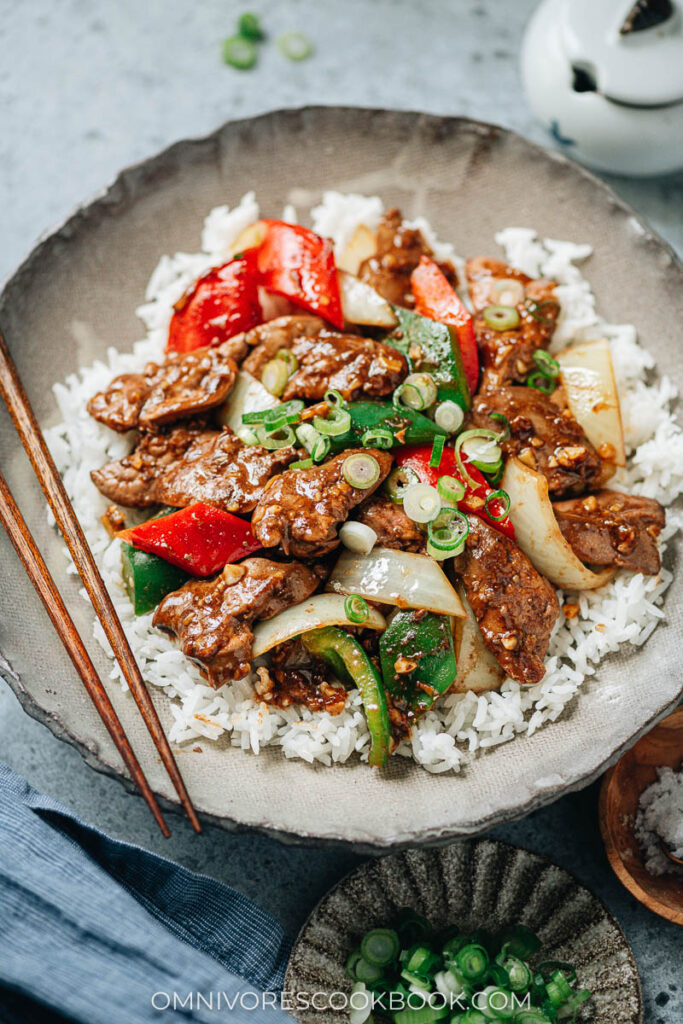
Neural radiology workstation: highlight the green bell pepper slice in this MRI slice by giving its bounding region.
[121,543,190,616]
[302,625,392,767]
[381,306,471,410]
[379,609,457,712]
[328,400,447,453]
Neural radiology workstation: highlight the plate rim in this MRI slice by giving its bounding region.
[1,105,682,850]
[284,836,644,1023]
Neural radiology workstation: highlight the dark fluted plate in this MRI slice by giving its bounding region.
[1,107,682,847]
[285,840,643,1023]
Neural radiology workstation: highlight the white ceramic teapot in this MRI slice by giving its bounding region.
[521,0,683,176]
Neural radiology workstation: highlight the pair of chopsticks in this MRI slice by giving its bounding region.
[0,328,201,836]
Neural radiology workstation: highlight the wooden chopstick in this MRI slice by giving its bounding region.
[0,472,171,837]
[0,330,202,834]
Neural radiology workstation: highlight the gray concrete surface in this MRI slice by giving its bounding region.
[0,1,681,1021]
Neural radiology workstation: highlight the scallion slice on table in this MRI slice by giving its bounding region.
[278,30,313,61]
[222,34,258,69]
[342,453,381,489]
[482,305,520,331]
[342,914,591,1024]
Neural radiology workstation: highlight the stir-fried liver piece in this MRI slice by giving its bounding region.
[355,495,425,552]
[252,449,393,558]
[472,385,609,498]
[456,516,559,684]
[553,491,665,575]
[242,315,406,402]
[87,336,248,432]
[91,425,298,511]
[358,208,458,308]
[466,258,559,390]
[153,558,321,686]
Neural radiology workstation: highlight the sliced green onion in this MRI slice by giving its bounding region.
[242,408,276,425]
[527,371,556,394]
[491,278,525,307]
[342,453,381,489]
[384,466,419,504]
[261,358,290,396]
[222,34,258,69]
[403,483,441,524]
[346,949,363,980]
[482,305,520,332]
[340,521,377,555]
[455,943,490,981]
[434,400,464,434]
[484,489,511,521]
[525,298,560,324]
[442,935,469,959]
[311,435,332,463]
[489,412,510,442]
[497,926,541,960]
[275,348,298,375]
[353,957,384,985]
[533,349,560,378]
[256,424,296,449]
[477,984,515,1018]
[359,928,399,966]
[236,426,259,445]
[361,426,395,450]
[313,406,352,436]
[345,594,370,625]
[325,388,345,408]
[429,435,446,468]
[278,30,313,61]
[295,422,321,454]
[238,12,265,41]
[535,961,577,984]
[437,475,465,504]
[394,373,438,412]
[460,433,501,467]
[473,458,503,479]
[349,981,372,1024]
[427,508,469,558]
[290,458,313,470]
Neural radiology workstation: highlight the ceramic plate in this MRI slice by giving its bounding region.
[285,839,643,1023]
[1,108,681,848]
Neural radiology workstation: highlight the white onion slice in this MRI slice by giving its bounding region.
[340,521,377,554]
[327,547,466,618]
[338,224,377,275]
[557,339,626,467]
[252,594,386,658]
[451,584,505,694]
[216,371,279,432]
[403,483,442,524]
[501,457,615,590]
[338,271,397,328]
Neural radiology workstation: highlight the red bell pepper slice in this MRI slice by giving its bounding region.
[118,503,262,576]
[411,256,479,395]
[394,443,515,540]
[255,220,344,330]
[167,253,262,354]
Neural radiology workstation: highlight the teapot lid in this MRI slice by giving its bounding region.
[560,0,683,106]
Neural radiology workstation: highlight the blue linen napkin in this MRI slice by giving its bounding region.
[0,762,293,1024]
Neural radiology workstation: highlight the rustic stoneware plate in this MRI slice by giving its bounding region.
[0,108,681,848]
[284,839,643,1023]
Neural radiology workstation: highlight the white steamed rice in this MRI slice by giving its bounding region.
[44,191,683,773]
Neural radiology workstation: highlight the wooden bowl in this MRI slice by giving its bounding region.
[599,708,683,926]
